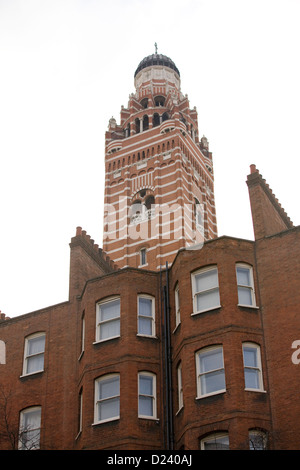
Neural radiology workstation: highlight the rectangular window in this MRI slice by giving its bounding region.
[140,248,147,266]
[23,333,45,376]
[19,407,41,450]
[96,297,120,342]
[138,295,155,336]
[79,313,85,358]
[177,363,183,411]
[196,346,226,397]
[243,343,264,391]
[192,266,220,314]
[94,374,120,424]
[78,388,83,436]
[175,283,180,327]
[236,264,256,306]
[138,372,156,419]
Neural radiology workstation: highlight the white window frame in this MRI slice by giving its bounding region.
[175,283,180,328]
[191,266,221,315]
[0,340,5,364]
[138,372,157,419]
[243,342,264,392]
[236,263,256,307]
[196,345,226,398]
[200,432,229,450]
[19,406,41,450]
[79,313,85,360]
[177,362,183,411]
[94,374,120,425]
[95,296,120,343]
[22,332,45,376]
[137,295,155,337]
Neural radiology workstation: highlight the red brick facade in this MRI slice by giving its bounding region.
[0,54,300,451]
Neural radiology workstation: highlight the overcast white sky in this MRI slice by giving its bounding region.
[1,0,299,318]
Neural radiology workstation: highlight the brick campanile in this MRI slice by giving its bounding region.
[103,51,218,270]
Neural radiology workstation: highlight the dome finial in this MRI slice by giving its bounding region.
[154,42,158,54]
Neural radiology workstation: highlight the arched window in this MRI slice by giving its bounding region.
[162,112,169,122]
[19,406,42,450]
[143,115,149,131]
[153,113,160,127]
[130,193,155,224]
[140,97,148,109]
[154,96,165,106]
[249,429,268,450]
[145,195,155,211]
[135,118,140,134]
[194,197,203,227]
[200,432,229,450]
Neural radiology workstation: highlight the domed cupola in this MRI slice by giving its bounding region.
[134,53,180,78]
[134,49,181,98]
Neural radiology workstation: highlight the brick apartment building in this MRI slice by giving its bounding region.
[0,52,300,451]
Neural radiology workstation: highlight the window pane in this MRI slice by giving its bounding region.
[28,335,45,355]
[200,348,223,373]
[243,347,258,367]
[237,267,251,286]
[196,289,220,311]
[100,299,120,321]
[140,250,146,265]
[139,396,153,417]
[99,376,119,400]
[245,368,259,389]
[138,317,152,335]
[201,369,225,395]
[238,286,253,305]
[100,319,120,340]
[22,429,40,449]
[27,354,44,374]
[249,431,267,450]
[98,397,120,421]
[139,298,152,316]
[23,409,41,429]
[203,435,229,450]
[195,269,218,293]
[139,375,153,395]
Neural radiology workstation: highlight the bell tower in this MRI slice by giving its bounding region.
[103,51,218,270]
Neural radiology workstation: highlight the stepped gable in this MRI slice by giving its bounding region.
[247,164,293,239]
[70,226,118,273]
